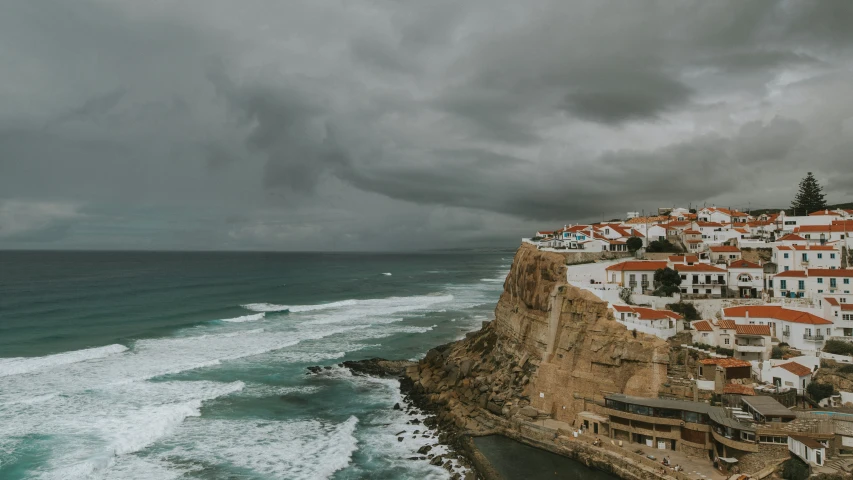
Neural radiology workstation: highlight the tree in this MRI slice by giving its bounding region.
[791,172,827,215]
[646,239,680,253]
[626,236,643,252]
[781,457,809,480]
[666,302,700,321]
[653,267,681,296]
[806,382,834,402]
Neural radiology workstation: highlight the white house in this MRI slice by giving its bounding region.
[821,296,853,339]
[722,305,833,352]
[770,269,853,300]
[690,320,772,361]
[777,211,839,232]
[727,259,764,299]
[794,220,853,249]
[698,207,751,224]
[675,263,728,297]
[772,244,841,272]
[770,361,815,395]
[612,305,683,339]
[789,435,827,467]
[708,245,742,265]
[605,261,668,294]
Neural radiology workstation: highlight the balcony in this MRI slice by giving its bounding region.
[735,343,766,353]
[803,334,825,342]
[711,430,759,453]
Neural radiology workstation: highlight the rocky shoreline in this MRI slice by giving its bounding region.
[318,243,681,480]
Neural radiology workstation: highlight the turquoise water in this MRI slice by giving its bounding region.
[0,250,512,479]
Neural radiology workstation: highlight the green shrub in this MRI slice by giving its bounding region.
[824,340,853,356]
[781,457,809,480]
[716,347,734,357]
[666,302,701,321]
[807,382,835,401]
[839,364,853,374]
[771,346,785,359]
[647,240,680,253]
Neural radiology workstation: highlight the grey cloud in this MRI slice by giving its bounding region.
[2,0,853,251]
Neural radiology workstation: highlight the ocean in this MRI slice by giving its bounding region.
[0,250,512,479]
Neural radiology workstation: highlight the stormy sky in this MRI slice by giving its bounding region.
[2,0,852,251]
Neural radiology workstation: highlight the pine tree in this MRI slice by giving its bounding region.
[791,172,827,215]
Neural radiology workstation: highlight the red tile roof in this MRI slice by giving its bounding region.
[697,222,726,227]
[612,305,682,320]
[773,270,808,278]
[729,259,761,269]
[791,245,838,251]
[777,362,813,377]
[723,306,832,325]
[675,264,727,273]
[626,216,667,224]
[842,305,853,311]
[776,234,806,242]
[700,358,752,368]
[723,384,756,395]
[826,297,840,306]
[605,261,668,272]
[683,229,701,234]
[717,320,737,330]
[734,324,771,335]
[807,268,853,277]
[632,307,682,320]
[809,210,841,216]
[710,245,741,252]
[692,320,713,332]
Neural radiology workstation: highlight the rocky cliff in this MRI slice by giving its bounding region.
[404,243,671,432]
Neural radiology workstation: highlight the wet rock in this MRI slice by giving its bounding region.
[393,403,401,410]
[398,437,404,442]
[395,430,406,436]
[306,366,323,374]
[417,445,432,455]
[430,456,444,466]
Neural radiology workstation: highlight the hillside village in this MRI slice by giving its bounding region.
[522,202,853,477]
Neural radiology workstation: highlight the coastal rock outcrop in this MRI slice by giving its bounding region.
[404,243,670,431]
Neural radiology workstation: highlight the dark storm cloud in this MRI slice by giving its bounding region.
[2,0,853,250]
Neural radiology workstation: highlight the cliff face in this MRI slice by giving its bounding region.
[405,243,670,429]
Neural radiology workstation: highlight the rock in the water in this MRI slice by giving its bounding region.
[397,437,404,442]
[393,403,401,410]
[417,445,432,455]
[430,456,444,466]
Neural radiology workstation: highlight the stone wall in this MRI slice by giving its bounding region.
[558,250,633,266]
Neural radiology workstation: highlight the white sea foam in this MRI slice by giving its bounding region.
[220,312,265,323]
[242,299,359,313]
[382,272,392,276]
[149,416,360,480]
[7,380,244,480]
[0,344,128,378]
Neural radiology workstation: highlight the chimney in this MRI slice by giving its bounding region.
[745,311,750,321]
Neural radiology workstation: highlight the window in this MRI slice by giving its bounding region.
[784,253,790,259]
[803,253,808,261]
[818,253,823,259]
[831,279,837,288]
[799,280,805,290]
[706,289,711,294]
[780,280,787,290]
[832,254,836,259]
[681,275,686,280]
[769,279,774,288]
[845,279,850,285]
[693,289,699,294]
[818,278,824,284]
[785,267,790,271]
[724,338,730,345]
[844,314,853,322]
